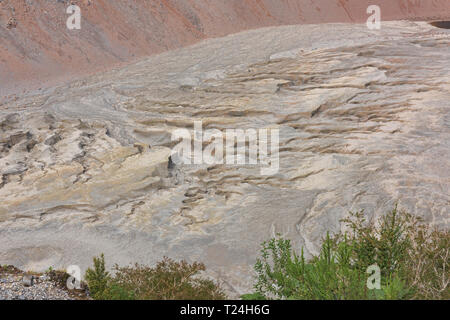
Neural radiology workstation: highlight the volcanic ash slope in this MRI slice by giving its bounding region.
[0,21,449,296]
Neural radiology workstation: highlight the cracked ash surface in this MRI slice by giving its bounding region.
[0,21,449,297]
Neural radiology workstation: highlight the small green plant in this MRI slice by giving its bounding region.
[84,254,111,299]
[379,276,410,300]
[240,292,266,300]
[246,207,449,300]
[85,255,226,300]
[0,265,22,274]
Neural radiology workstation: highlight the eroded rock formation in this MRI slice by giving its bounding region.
[0,21,449,296]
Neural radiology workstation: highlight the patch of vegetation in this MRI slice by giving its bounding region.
[246,206,449,300]
[0,265,22,275]
[85,255,226,300]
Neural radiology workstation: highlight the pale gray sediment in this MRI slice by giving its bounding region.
[0,21,449,297]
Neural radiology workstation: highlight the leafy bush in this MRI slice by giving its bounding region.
[240,292,267,300]
[252,234,374,299]
[84,254,111,300]
[85,256,226,300]
[248,206,449,300]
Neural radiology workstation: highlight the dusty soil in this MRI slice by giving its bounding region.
[1,0,450,97]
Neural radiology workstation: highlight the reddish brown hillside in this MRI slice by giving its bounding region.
[1,0,449,96]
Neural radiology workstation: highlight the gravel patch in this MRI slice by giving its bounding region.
[0,266,89,300]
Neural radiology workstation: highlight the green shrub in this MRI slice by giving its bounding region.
[240,292,267,300]
[84,254,111,300]
[85,256,226,300]
[248,207,449,300]
[339,206,412,280]
[253,234,371,299]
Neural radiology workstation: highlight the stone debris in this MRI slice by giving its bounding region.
[0,272,72,300]
[6,17,17,29]
[21,275,34,287]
